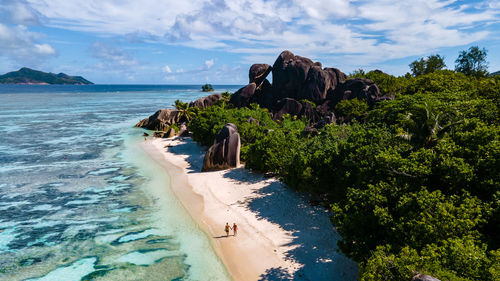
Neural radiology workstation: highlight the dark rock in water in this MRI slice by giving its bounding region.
[135,109,183,131]
[331,78,381,106]
[202,123,241,172]
[229,83,256,108]
[189,93,222,108]
[412,274,441,281]
[143,132,149,137]
[249,64,272,87]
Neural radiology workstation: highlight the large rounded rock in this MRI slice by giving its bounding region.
[249,64,272,87]
[251,79,274,108]
[299,65,331,102]
[189,93,222,108]
[271,51,346,105]
[135,109,182,131]
[229,83,257,108]
[330,78,381,106]
[202,123,241,172]
[272,50,316,100]
[300,101,321,123]
[273,98,303,120]
[324,67,346,89]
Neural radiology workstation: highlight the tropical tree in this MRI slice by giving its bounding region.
[174,99,193,122]
[409,54,446,76]
[455,46,488,77]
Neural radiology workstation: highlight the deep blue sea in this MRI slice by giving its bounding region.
[0,85,240,281]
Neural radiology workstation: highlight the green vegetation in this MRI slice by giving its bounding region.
[187,48,499,280]
[455,46,489,78]
[201,83,214,92]
[0,67,93,84]
[409,54,446,76]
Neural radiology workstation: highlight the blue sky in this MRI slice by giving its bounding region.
[0,0,499,84]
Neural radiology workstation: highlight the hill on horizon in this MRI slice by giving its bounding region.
[0,67,93,85]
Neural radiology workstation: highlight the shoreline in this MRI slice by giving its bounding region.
[139,137,357,281]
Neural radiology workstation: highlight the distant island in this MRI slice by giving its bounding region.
[0,67,93,85]
[201,83,214,92]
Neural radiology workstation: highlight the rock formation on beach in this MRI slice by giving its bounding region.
[189,93,222,108]
[229,50,393,123]
[135,109,185,131]
[137,50,392,170]
[202,123,241,172]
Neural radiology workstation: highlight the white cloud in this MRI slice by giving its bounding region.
[91,42,137,67]
[13,0,500,66]
[0,23,56,65]
[162,65,172,73]
[34,43,56,55]
[0,0,41,25]
[205,59,214,69]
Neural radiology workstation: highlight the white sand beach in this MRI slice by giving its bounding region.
[140,137,357,281]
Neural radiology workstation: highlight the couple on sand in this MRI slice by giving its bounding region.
[224,222,237,237]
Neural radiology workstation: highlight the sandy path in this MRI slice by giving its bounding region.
[140,137,357,281]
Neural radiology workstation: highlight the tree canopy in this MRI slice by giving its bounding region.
[187,66,500,281]
[409,54,446,76]
[455,46,488,77]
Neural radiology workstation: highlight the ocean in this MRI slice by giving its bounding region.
[0,85,241,281]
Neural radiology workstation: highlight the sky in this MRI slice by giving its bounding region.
[0,0,499,84]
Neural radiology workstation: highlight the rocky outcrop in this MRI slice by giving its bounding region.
[272,50,317,101]
[273,98,321,122]
[202,123,241,172]
[249,64,272,87]
[299,66,346,103]
[330,78,382,106]
[273,98,303,120]
[412,274,441,281]
[135,109,183,131]
[153,128,176,138]
[226,50,397,125]
[177,123,189,137]
[229,83,257,108]
[189,93,222,108]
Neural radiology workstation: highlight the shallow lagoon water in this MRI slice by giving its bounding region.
[0,85,239,280]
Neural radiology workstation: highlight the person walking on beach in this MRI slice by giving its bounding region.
[224,223,231,237]
[232,223,238,236]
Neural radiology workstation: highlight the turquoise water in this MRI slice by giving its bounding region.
[0,85,240,280]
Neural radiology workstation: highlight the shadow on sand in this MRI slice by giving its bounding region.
[164,138,358,280]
